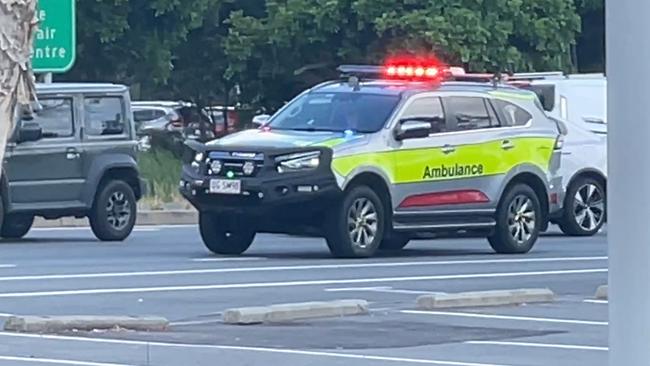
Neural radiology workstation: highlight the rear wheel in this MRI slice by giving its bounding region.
[199,212,255,255]
[558,177,606,236]
[325,186,385,258]
[1,214,34,239]
[89,180,137,241]
[488,184,542,254]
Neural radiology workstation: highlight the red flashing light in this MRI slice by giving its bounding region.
[382,55,446,81]
[398,190,490,208]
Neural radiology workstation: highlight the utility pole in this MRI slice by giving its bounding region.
[608,1,650,365]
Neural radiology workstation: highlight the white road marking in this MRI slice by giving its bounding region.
[402,310,608,326]
[190,257,266,262]
[0,355,134,366]
[0,256,606,282]
[0,264,15,269]
[326,286,434,295]
[584,299,608,304]
[0,332,512,366]
[0,268,607,298]
[466,340,608,352]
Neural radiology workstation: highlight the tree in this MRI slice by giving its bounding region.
[224,0,582,110]
[61,0,222,99]
[0,0,38,177]
[575,0,604,72]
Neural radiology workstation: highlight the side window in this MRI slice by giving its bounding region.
[133,109,155,122]
[444,97,496,131]
[31,98,74,138]
[493,100,533,126]
[400,97,446,133]
[84,97,126,136]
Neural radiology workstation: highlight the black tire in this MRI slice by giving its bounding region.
[558,177,606,236]
[1,214,34,239]
[325,185,385,258]
[199,212,255,255]
[379,232,410,251]
[488,184,542,254]
[89,180,137,241]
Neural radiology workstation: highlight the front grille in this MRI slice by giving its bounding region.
[207,151,265,177]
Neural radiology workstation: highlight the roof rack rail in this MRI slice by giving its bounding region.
[506,72,565,81]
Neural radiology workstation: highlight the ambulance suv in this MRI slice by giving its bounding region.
[180,62,565,258]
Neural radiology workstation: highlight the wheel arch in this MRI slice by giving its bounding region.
[501,171,550,222]
[566,169,607,194]
[344,171,394,234]
[84,154,142,207]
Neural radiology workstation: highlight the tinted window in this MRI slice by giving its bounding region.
[445,97,495,131]
[401,97,446,133]
[32,98,74,138]
[84,97,126,136]
[269,92,400,133]
[494,100,533,126]
[133,109,164,122]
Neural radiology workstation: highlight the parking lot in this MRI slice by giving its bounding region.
[0,225,607,366]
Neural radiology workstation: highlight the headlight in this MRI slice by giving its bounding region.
[276,151,321,173]
[210,159,223,174]
[242,161,256,175]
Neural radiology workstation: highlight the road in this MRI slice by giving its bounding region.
[0,225,607,366]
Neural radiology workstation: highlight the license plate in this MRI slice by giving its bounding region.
[209,179,241,194]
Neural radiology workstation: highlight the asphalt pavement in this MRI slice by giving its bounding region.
[0,225,608,366]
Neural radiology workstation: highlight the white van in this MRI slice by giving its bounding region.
[509,72,607,135]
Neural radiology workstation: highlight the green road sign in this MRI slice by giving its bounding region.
[33,0,76,73]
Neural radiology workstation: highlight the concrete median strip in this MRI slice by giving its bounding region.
[222,299,369,325]
[3,315,169,332]
[595,285,608,300]
[416,288,555,309]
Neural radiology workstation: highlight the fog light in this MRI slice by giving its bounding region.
[258,192,264,199]
[210,160,222,174]
[243,161,255,175]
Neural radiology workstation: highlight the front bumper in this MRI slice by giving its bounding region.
[179,149,342,233]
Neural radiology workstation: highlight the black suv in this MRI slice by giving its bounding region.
[3,83,146,241]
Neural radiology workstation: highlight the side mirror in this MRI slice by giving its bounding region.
[394,119,431,141]
[251,114,270,127]
[17,121,42,143]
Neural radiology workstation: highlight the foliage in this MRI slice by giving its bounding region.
[63,0,599,110]
[138,147,182,202]
[224,0,582,109]
[61,0,223,98]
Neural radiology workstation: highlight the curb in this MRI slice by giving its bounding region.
[223,299,369,325]
[3,315,169,332]
[595,285,608,300]
[33,210,198,228]
[416,288,555,309]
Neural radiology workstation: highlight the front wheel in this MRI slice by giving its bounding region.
[199,212,255,255]
[488,184,542,254]
[325,186,385,258]
[558,177,606,236]
[1,214,34,239]
[89,180,137,241]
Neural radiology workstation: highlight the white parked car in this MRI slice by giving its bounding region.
[550,117,607,236]
[509,72,607,135]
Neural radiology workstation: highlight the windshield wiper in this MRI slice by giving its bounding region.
[287,127,343,132]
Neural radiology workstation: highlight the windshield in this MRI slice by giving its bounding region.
[268,92,400,133]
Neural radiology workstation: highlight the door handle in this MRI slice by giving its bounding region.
[501,140,515,150]
[66,148,80,160]
[441,145,456,154]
